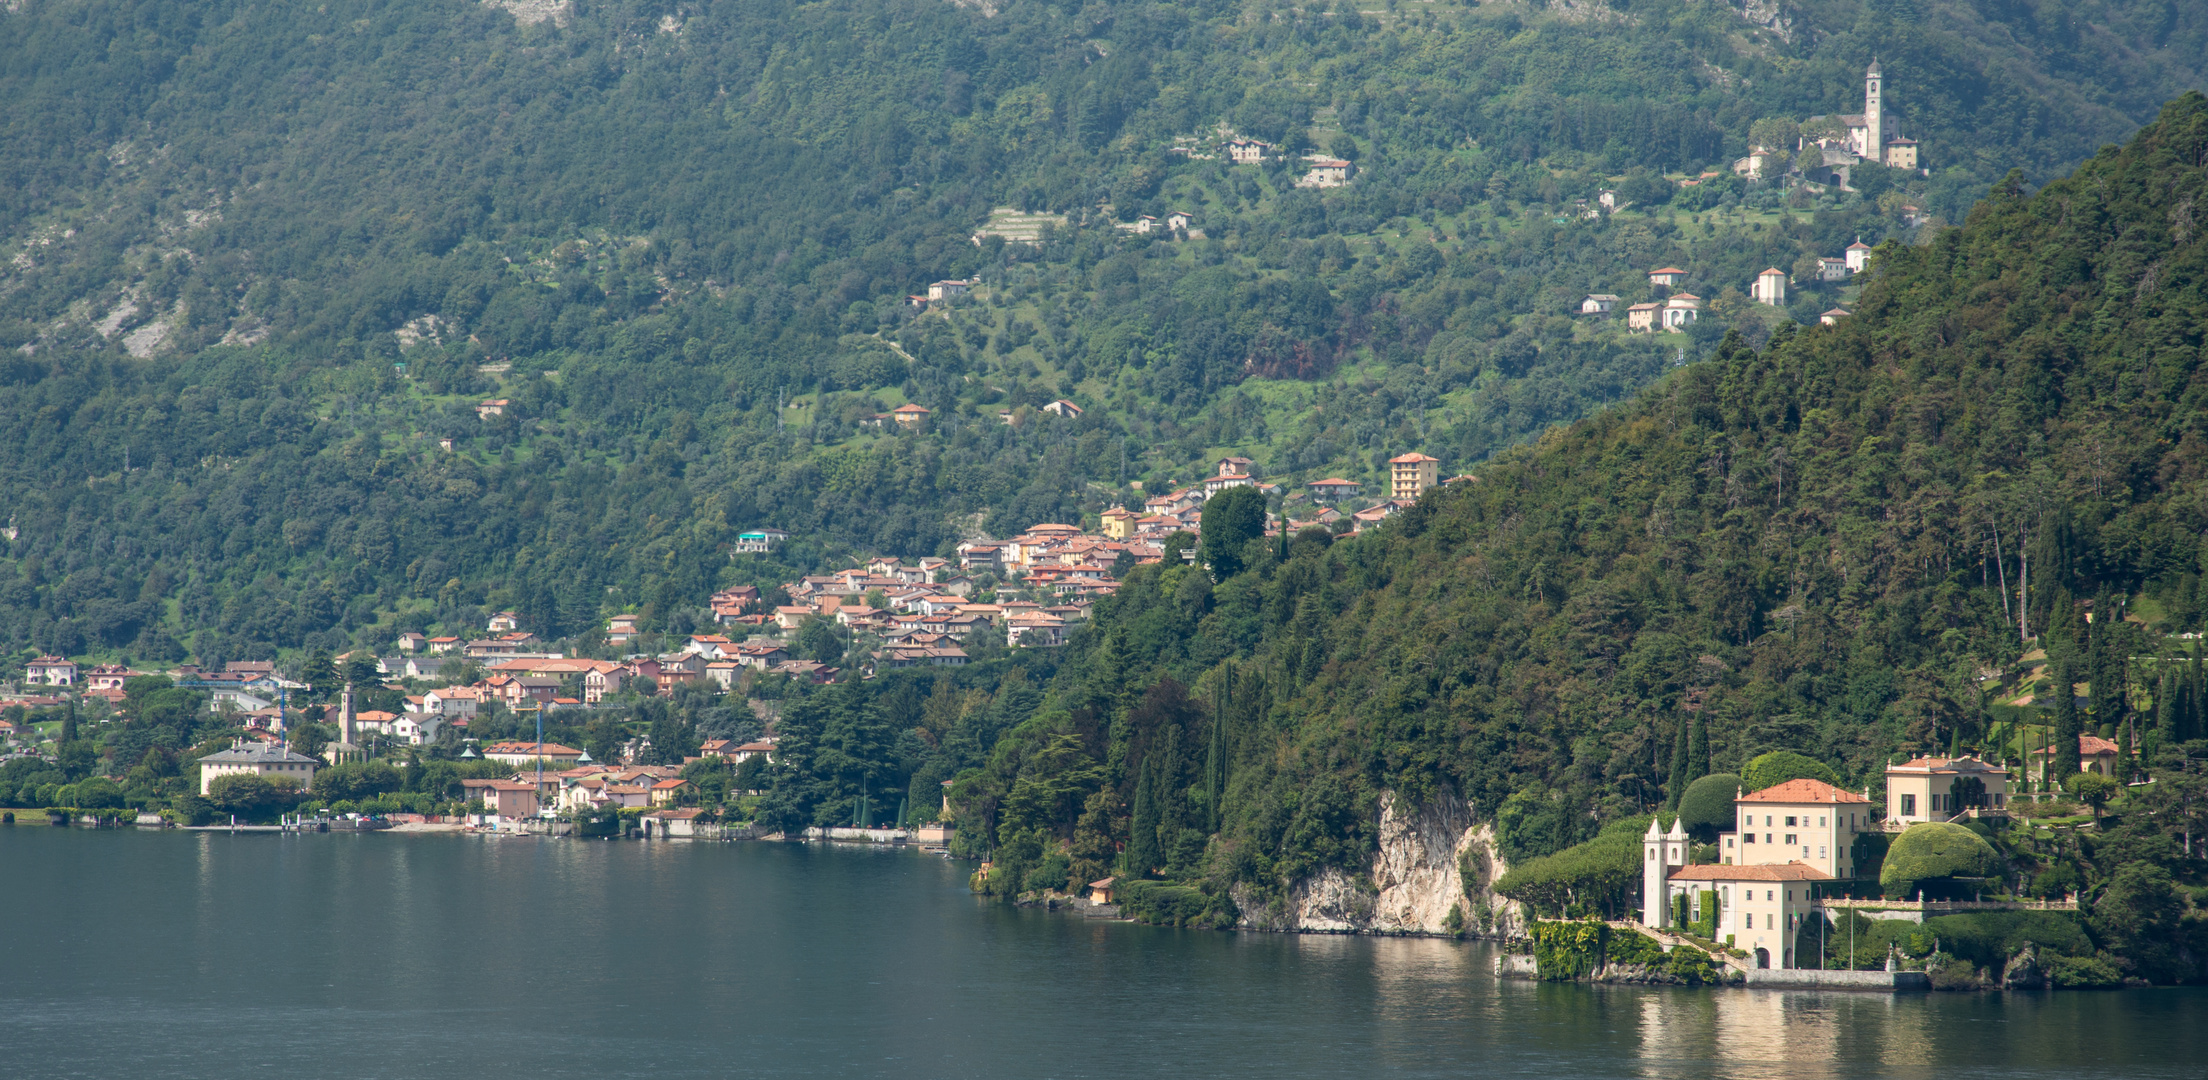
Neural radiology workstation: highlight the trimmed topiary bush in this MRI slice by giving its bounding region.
[1678,773,1743,839]
[1742,751,1841,794]
[1880,822,1999,899]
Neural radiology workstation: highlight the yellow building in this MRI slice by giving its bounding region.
[1388,453,1439,500]
[1883,755,2008,826]
[1099,506,1136,539]
[1722,778,1873,879]
[1670,863,1832,970]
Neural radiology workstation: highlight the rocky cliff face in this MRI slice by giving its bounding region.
[1236,788,1524,937]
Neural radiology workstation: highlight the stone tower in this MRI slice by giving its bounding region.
[1864,60,1883,163]
[1642,817,1688,926]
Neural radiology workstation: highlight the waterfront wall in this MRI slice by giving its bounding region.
[1744,969,1931,991]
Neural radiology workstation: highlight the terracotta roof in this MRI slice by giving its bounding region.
[2033,735,2122,757]
[1670,861,1832,883]
[1737,778,1871,804]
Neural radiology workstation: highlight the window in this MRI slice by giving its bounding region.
[1744,832,1756,844]
[1726,837,1734,848]
[1785,834,1797,845]
[1745,913,1754,929]
[1900,794,1917,816]
[1785,816,1797,827]
[1765,815,1774,826]
[1819,847,1826,859]
[1818,816,1826,827]
[1767,890,1774,902]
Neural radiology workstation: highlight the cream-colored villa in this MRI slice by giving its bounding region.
[1645,777,1875,969]
[1884,755,2009,826]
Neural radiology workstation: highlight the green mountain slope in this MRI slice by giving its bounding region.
[947,92,2208,923]
[0,0,2203,662]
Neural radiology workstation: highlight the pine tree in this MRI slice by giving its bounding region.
[2052,656,2083,778]
[1125,754,1160,878]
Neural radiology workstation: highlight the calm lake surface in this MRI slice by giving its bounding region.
[3,828,2202,1079]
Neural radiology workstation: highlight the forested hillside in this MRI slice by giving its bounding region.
[936,94,2208,955]
[2,0,2205,664]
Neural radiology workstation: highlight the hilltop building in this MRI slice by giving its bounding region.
[1389,454,1439,500]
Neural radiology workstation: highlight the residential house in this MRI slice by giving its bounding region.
[480,741,585,768]
[1648,266,1687,287]
[427,636,461,653]
[476,399,510,419]
[1298,158,1352,187]
[1100,506,1137,539]
[890,404,931,428]
[463,778,540,819]
[1042,399,1083,418]
[487,611,521,633]
[1816,257,1850,282]
[397,632,427,652]
[733,528,788,554]
[1625,301,1663,332]
[1226,137,1270,164]
[606,615,641,644]
[1845,238,1873,273]
[650,778,693,806]
[1164,210,1195,232]
[82,664,146,693]
[926,279,972,301]
[2031,735,2124,781]
[1820,308,1852,325]
[1306,478,1360,502]
[582,664,628,703]
[24,656,77,686]
[642,807,709,838]
[1580,294,1619,315]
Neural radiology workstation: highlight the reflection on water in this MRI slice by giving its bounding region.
[2,829,2203,1080]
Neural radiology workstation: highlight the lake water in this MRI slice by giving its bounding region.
[3,828,2202,1079]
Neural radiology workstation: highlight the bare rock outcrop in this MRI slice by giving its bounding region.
[1237,787,1521,937]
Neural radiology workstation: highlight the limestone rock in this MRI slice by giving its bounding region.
[2002,942,2045,989]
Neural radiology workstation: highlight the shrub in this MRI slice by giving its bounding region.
[1678,774,1742,839]
[2045,955,2123,988]
[1531,920,1606,980]
[1607,929,1665,965]
[1667,944,1719,984]
[1117,879,1234,928]
[1919,910,2092,970]
[1880,822,1998,899]
[1742,751,1841,793]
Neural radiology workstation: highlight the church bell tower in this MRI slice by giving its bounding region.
[1864,60,1884,164]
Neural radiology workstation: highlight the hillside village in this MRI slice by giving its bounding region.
[0,448,1462,826]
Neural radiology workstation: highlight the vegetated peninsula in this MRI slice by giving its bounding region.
[949,94,2208,988]
[2,0,2207,991]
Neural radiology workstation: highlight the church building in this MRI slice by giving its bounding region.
[1839,61,1919,170]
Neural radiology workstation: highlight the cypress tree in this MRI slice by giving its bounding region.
[2052,656,2083,778]
[1125,754,1160,878]
[1666,719,1690,809]
[60,700,77,745]
[2190,641,2205,743]
[1687,712,1710,783]
[2157,664,2177,742]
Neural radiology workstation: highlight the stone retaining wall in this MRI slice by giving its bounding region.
[1743,968,1931,991]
